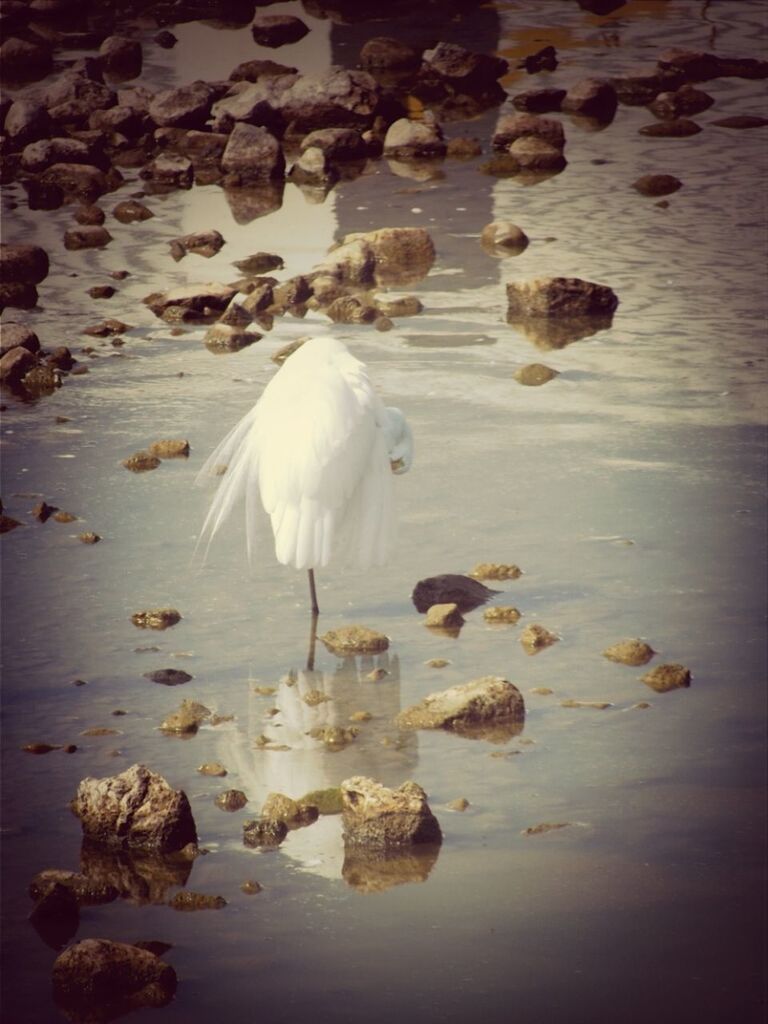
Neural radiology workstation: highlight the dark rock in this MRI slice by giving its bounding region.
[170,229,225,260]
[341,777,442,848]
[360,36,421,70]
[251,14,309,48]
[45,346,75,370]
[215,790,248,811]
[99,35,143,81]
[638,118,701,137]
[562,78,618,120]
[506,277,618,318]
[0,37,53,83]
[64,225,113,250]
[89,103,146,136]
[132,608,182,629]
[424,40,508,91]
[144,283,238,320]
[0,281,38,310]
[29,869,118,906]
[233,252,283,275]
[641,663,691,692]
[88,285,116,299]
[41,163,112,201]
[148,81,218,129]
[140,154,194,189]
[412,574,498,613]
[0,345,37,385]
[29,883,79,949]
[710,115,768,129]
[300,127,368,162]
[243,818,288,848]
[74,204,106,225]
[52,939,177,1016]
[649,83,714,119]
[229,58,297,82]
[658,49,768,83]
[520,45,558,73]
[113,199,154,223]
[280,68,380,134]
[154,30,177,49]
[143,669,193,686]
[0,323,40,357]
[20,137,102,173]
[632,173,682,197]
[168,891,226,910]
[512,88,566,113]
[492,113,565,151]
[0,242,49,284]
[44,71,115,112]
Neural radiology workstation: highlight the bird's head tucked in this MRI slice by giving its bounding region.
[383,406,413,475]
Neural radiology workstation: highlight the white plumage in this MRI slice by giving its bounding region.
[196,336,413,579]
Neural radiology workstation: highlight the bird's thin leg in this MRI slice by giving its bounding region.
[306,612,318,671]
[308,568,320,616]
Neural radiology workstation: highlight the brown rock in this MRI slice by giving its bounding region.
[561,78,618,120]
[147,440,190,459]
[638,118,702,137]
[122,451,161,472]
[132,608,182,629]
[483,606,522,624]
[603,638,655,666]
[0,345,37,385]
[396,676,525,734]
[514,363,558,386]
[425,603,464,629]
[113,199,154,223]
[641,663,691,692]
[341,776,442,848]
[0,323,40,357]
[480,221,529,256]
[320,626,389,655]
[64,226,113,250]
[52,939,176,1016]
[506,277,618,318]
[632,174,683,197]
[520,624,558,653]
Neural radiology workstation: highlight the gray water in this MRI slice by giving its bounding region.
[1,1,767,1022]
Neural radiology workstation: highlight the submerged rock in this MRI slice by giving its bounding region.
[251,14,309,48]
[143,668,192,686]
[52,939,177,1015]
[396,676,525,737]
[147,440,190,459]
[480,220,529,256]
[198,762,227,777]
[341,776,442,848]
[483,606,522,624]
[320,625,389,655]
[603,638,655,666]
[342,844,441,893]
[71,763,197,852]
[639,118,701,137]
[412,574,498,613]
[641,663,691,692]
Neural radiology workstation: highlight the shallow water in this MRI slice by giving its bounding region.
[1,1,767,1022]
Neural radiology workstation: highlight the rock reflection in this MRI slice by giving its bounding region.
[222,182,284,224]
[508,313,616,349]
[341,843,441,893]
[79,840,194,906]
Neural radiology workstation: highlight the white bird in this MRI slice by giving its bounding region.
[196,336,413,614]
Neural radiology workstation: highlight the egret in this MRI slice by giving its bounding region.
[196,336,413,616]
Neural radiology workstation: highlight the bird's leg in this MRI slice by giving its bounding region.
[308,569,320,616]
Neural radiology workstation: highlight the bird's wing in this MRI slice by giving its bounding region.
[255,339,394,569]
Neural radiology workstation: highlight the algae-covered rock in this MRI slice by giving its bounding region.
[602,638,655,666]
[132,608,182,630]
[483,606,522,624]
[520,623,559,653]
[299,787,344,814]
[641,663,691,692]
[469,562,522,581]
[261,792,318,827]
[396,676,525,736]
[341,776,442,848]
[320,625,389,655]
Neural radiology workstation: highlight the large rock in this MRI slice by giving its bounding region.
[144,282,238,320]
[221,122,285,183]
[322,227,435,287]
[44,70,115,111]
[492,113,565,152]
[506,277,618,318]
[0,345,37,385]
[0,37,53,82]
[210,77,294,133]
[99,35,143,80]
[279,68,380,133]
[300,127,368,162]
[341,777,442,848]
[52,939,176,1016]
[411,574,498,613]
[20,137,105,173]
[40,163,113,201]
[0,243,49,284]
[561,78,618,120]
[70,763,197,852]
[251,14,309,48]
[396,676,525,733]
[3,99,51,148]
[0,323,40,357]
[360,36,422,71]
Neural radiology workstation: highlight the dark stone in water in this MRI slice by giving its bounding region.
[412,574,499,614]
[143,668,193,686]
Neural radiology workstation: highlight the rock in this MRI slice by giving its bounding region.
[0,243,49,284]
[251,14,308,47]
[42,163,114,201]
[1,514,22,533]
[709,115,768,129]
[383,117,446,160]
[520,45,558,73]
[308,725,359,750]
[426,659,450,669]
[561,78,618,120]
[360,36,421,71]
[0,37,53,83]
[215,790,248,812]
[144,283,238,320]
[520,624,558,653]
[99,35,142,80]
[84,318,131,336]
[561,699,612,710]
[638,117,702,137]
[343,226,435,286]
[423,40,508,91]
[233,252,283,275]
[52,938,176,1015]
[341,776,442,848]
[90,103,146,136]
[261,793,318,827]
[3,99,51,148]
[29,869,118,906]
[506,277,618,319]
[483,606,522,624]
[522,822,572,836]
[122,451,161,472]
[28,882,79,948]
[45,346,75,370]
[242,818,288,848]
[480,221,528,256]
[147,440,190,459]
[632,174,682,197]
[446,798,470,812]
[160,700,210,733]
[512,88,566,113]
[425,603,464,629]
[169,891,226,910]
[143,669,193,686]
[396,676,525,735]
[280,68,380,134]
[0,281,38,310]
[508,135,566,172]
[229,57,297,82]
[514,363,558,385]
[221,122,285,184]
[20,137,102,174]
[603,638,655,666]
[641,663,691,692]
[411,574,498,613]
[198,762,227,777]
[446,136,483,158]
[492,113,565,152]
[0,323,40,357]
[325,294,378,324]
[204,323,261,353]
[64,226,113,250]
[657,49,768,83]
[649,83,713,119]
[148,81,217,128]
[375,295,423,317]
[288,145,339,186]
[140,154,194,189]
[320,626,389,656]
[78,532,101,544]
[241,880,263,894]
[469,562,522,580]
[113,199,154,223]
[299,787,344,815]
[71,763,197,852]
[169,230,225,260]
[0,345,37,386]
